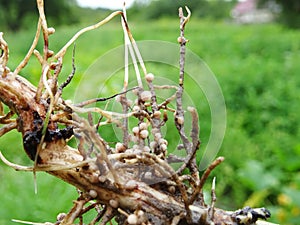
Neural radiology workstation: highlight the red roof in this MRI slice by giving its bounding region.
[233,0,257,15]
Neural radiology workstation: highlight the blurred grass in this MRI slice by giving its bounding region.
[1,15,300,224]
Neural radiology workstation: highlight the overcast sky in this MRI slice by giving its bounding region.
[76,0,135,9]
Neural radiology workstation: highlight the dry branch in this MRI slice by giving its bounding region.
[0,2,278,225]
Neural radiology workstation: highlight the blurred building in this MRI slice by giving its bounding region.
[231,0,279,24]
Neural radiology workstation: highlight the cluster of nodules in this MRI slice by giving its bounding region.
[114,120,168,156]
[80,187,148,225]
[113,73,169,155]
[126,210,147,225]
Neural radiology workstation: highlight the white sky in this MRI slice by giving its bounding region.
[76,0,135,10]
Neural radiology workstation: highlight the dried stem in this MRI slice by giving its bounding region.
[209,177,217,221]
[174,7,193,165]
[121,6,130,147]
[74,87,137,108]
[121,11,143,89]
[0,32,10,77]
[0,122,17,136]
[189,157,224,205]
[36,0,49,63]
[54,11,123,60]
[60,195,90,225]
[13,18,42,77]
[55,44,76,99]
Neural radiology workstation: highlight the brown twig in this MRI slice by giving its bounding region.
[175,107,200,178]
[0,32,10,77]
[60,194,90,225]
[0,122,17,137]
[189,157,224,205]
[174,7,193,167]
[74,87,138,108]
[98,206,115,225]
[57,44,76,93]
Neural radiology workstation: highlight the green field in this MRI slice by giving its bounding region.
[0,15,300,224]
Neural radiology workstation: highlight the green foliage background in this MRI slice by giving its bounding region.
[0,3,300,225]
[0,0,79,31]
[130,0,235,20]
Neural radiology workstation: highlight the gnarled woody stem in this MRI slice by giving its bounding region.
[0,70,185,221]
[0,70,274,225]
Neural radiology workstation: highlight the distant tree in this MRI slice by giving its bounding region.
[259,0,300,28]
[0,0,78,31]
[130,0,235,20]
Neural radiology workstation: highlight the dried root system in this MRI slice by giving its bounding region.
[0,1,277,225]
